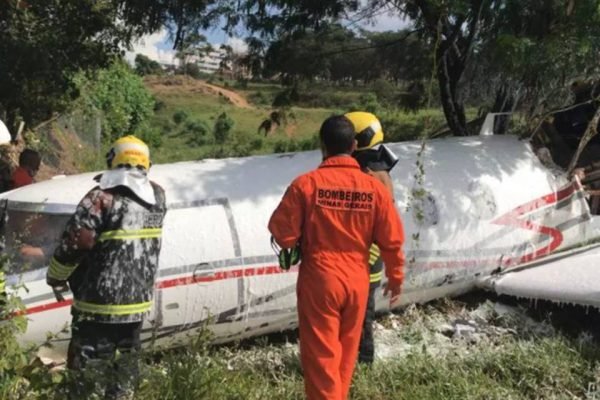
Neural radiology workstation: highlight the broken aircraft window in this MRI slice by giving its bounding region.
[1,210,68,274]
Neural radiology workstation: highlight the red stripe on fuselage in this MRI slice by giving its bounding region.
[156,265,284,289]
[492,182,578,266]
[25,265,286,315]
[19,299,73,315]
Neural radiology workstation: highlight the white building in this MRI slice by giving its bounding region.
[187,48,228,74]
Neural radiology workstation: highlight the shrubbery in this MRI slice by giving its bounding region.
[74,61,157,144]
[186,119,211,146]
[172,110,189,125]
[213,112,234,145]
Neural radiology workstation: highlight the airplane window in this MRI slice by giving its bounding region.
[1,210,69,274]
[411,191,439,227]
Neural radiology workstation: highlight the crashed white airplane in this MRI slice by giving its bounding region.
[2,120,599,361]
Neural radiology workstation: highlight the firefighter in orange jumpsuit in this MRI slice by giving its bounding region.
[269,115,405,400]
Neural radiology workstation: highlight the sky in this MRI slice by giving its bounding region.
[125,9,410,65]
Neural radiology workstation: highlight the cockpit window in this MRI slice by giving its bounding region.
[1,209,69,274]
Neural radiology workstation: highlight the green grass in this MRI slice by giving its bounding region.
[144,77,466,166]
[147,83,333,164]
[136,298,600,400]
[131,336,599,400]
[3,296,600,399]
[67,76,478,170]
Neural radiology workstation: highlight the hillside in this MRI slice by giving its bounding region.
[145,76,334,164]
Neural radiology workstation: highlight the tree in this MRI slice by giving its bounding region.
[223,0,600,135]
[213,112,234,144]
[220,0,479,133]
[74,61,155,142]
[468,0,600,117]
[135,54,163,76]
[396,0,486,135]
[0,0,220,135]
[0,1,131,135]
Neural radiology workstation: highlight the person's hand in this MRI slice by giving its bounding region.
[46,276,67,289]
[46,277,69,302]
[20,245,45,262]
[383,280,402,308]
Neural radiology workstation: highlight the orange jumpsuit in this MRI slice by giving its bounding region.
[269,156,405,400]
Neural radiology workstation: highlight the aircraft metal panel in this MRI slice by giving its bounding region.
[490,245,600,307]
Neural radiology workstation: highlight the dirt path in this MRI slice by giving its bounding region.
[145,76,253,109]
[200,81,252,109]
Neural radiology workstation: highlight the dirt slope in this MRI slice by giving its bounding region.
[144,76,253,109]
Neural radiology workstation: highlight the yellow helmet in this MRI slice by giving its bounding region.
[106,135,150,171]
[344,111,384,151]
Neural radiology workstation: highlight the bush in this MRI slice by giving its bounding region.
[184,63,202,79]
[186,119,210,146]
[300,135,320,151]
[350,93,381,114]
[379,109,447,142]
[250,137,264,151]
[136,123,163,148]
[287,139,298,153]
[74,61,155,143]
[249,91,271,106]
[272,88,295,108]
[235,78,249,89]
[0,265,64,399]
[398,81,426,112]
[153,99,166,112]
[273,140,288,153]
[135,54,163,76]
[172,110,189,125]
[370,78,399,105]
[271,139,302,154]
[213,112,234,145]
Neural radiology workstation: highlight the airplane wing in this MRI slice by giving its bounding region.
[483,243,600,307]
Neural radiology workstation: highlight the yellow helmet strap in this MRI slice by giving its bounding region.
[105,148,116,169]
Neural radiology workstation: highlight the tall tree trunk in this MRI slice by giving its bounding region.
[491,83,517,134]
[437,51,468,136]
[415,0,484,136]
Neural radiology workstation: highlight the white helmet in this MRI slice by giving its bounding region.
[0,120,11,145]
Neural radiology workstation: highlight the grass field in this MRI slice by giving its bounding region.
[40,76,479,173]
[4,296,600,399]
[132,297,600,400]
[145,76,334,164]
[143,76,461,166]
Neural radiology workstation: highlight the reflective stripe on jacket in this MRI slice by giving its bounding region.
[368,245,383,283]
[48,182,166,323]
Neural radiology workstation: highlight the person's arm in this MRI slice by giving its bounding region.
[367,169,395,200]
[268,181,305,249]
[46,189,109,286]
[373,187,405,304]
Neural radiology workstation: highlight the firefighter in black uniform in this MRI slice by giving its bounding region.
[46,136,166,399]
[345,112,399,365]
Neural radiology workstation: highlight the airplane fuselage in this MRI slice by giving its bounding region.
[2,135,598,361]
